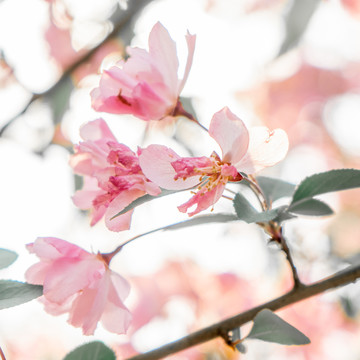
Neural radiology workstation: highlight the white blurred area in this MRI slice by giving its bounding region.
[1,0,360,359]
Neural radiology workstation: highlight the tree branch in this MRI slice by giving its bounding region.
[0,347,6,360]
[127,263,360,360]
[0,0,152,137]
[279,231,303,288]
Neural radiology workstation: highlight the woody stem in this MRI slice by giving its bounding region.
[0,347,6,360]
[173,100,208,132]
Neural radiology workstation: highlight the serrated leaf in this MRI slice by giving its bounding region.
[256,176,296,204]
[291,169,360,204]
[111,188,187,220]
[233,193,282,223]
[287,198,334,216]
[0,249,18,270]
[246,309,310,345]
[163,213,238,231]
[63,341,116,360]
[0,280,43,310]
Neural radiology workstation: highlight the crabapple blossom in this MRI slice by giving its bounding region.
[70,118,160,231]
[139,107,288,216]
[25,237,132,335]
[91,22,196,121]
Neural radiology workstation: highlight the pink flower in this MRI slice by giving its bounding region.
[91,22,196,121]
[139,107,289,216]
[70,118,160,231]
[25,237,132,335]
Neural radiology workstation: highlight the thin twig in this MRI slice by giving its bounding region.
[127,263,360,360]
[242,176,268,211]
[279,230,303,288]
[0,347,6,360]
[0,0,152,137]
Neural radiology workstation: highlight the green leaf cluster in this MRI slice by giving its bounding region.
[234,169,360,224]
[0,248,43,310]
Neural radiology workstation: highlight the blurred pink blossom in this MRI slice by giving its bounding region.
[25,237,132,335]
[139,107,288,216]
[342,0,360,18]
[70,119,160,231]
[91,22,196,121]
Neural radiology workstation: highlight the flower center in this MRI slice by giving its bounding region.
[172,152,242,192]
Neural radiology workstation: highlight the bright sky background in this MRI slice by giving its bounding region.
[1,0,360,359]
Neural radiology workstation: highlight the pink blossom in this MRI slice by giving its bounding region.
[25,237,131,335]
[70,119,160,231]
[139,107,288,216]
[91,22,196,121]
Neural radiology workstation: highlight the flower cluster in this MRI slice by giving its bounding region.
[139,107,288,216]
[91,22,196,121]
[70,118,160,232]
[26,22,288,336]
[26,237,131,335]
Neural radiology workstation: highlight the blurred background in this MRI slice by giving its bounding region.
[1,0,360,359]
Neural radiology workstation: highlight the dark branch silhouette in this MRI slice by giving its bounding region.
[127,263,360,360]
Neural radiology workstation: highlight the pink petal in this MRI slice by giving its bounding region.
[124,47,155,78]
[132,81,172,120]
[27,237,86,260]
[235,127,289,174]
[25,261,52,285]
[178,182,226,216]
[104,189,144,232]
[100,272,132,334]
[69,152,94,176]
[101,285,132,334]
[72,178,104,209]
[79,118,116,142]
[110,271,131,301]
[90,69,137,114]
[178,30,196,93]
[68,281,106,335]
[101,299,132,334]
[41,294,75,316]
[90,204,107,226]
[209,107,249,164]
[144,180,162,196]
[149,22,179,98]
[139,145,201,190]
[171,156,213,179]
[43,257,104,304]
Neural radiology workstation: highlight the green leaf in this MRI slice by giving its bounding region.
[48,76,74,124]
[271,209,297,224]
[287,198,334,216]
[111,188,187,220]
[63,341,116,360]
[0,280,43,310]
[0,249,18,270]
[233,193,282,223]
[256,176,296,204]
[291,169,360,204]
[246,309,310,345]
[231,327,247,353]
[163,213,238,231]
